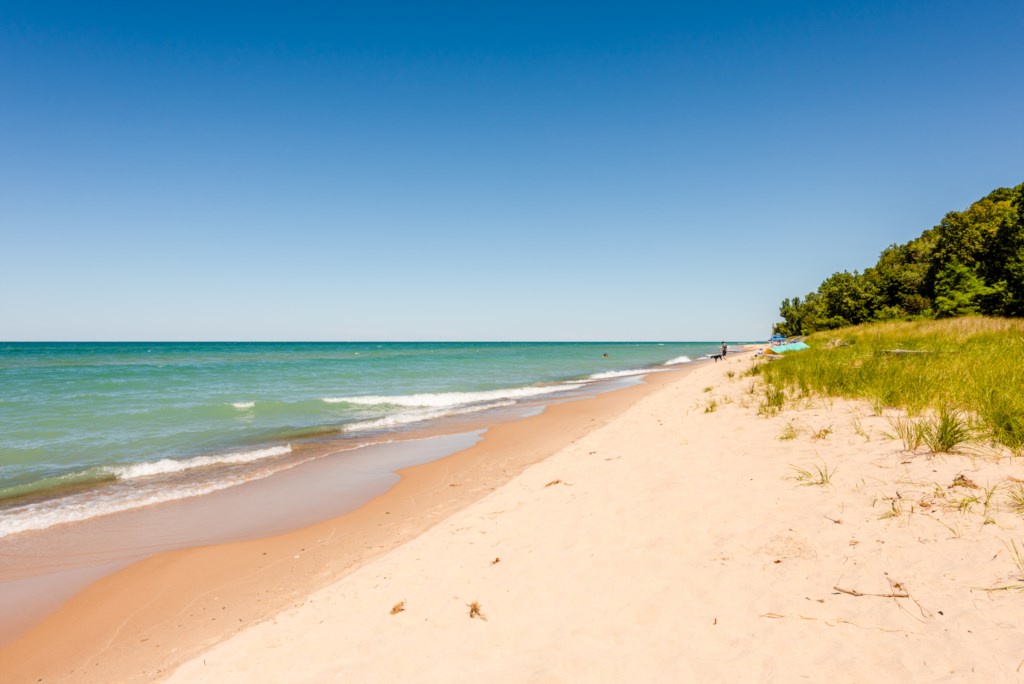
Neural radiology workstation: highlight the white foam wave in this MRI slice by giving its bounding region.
[0,442,418,538]
[588,368,664,380]
[231,401,255,409]
[343,401,517,432]
[103,445,292,480]
[0,479,247,538]
[323,384,583,409]
[664,356,692,365]
[0,463,304,538]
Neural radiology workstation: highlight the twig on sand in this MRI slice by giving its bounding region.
[833,585,909,598]
[759,612,924,635]
[834,579,931,621]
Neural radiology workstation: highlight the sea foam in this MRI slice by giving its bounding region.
[0,480,246,538]
[664,356,692,365]
[343,400,517,432]
[323,383,583,409]
[0,445,296,538]
[588,368,664,380]
[103,445,292,480]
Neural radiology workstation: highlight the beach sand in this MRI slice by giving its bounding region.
[6,353,1024,681]
[0,366,689,682]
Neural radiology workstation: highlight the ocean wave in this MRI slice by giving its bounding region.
[323,383,583,409]
[343,400,517,432]
[588,368,664,380]
[102,445,292,480]
[664,356,692,365]
[231,401,255,409]
[0,442,408,538]
[0,481,241,538]
[0,465,302,539]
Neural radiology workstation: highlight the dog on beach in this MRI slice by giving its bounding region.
[711,353,724,362]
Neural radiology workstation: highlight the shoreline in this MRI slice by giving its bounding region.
[0,369,659,645]
[164,349,1024,682]
[0,430,486,645]
[0,361,700,682]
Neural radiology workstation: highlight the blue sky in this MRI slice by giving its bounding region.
[2,1,1022,341]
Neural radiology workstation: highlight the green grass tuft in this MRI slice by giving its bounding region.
[1007,484,1024,512]
[1008,540,1024,581]
[788,462,836,486]
[920,406,973,454]
[884,417,924,452]
[778,422,799,440]
[758,385,785,416]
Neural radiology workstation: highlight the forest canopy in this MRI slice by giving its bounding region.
[774,182,1024,336]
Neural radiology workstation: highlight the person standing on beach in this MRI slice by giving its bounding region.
[721,341,727,357]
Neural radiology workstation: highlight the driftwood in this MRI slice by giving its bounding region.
[881,349,959,355]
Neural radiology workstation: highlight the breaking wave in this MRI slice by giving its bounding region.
[343,400,518,432]
[323,384,583,409]
[102,445,292,480]
[588,368,664,380]
[0,445,297,538]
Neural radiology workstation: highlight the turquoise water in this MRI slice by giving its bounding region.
[0,341,718,536]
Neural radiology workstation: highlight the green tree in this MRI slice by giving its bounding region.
[988,186,1024,315]
[865,233,934,317]
[926,189,1015,314]
[932,260,994,317]
[774,182,1023,331]
[817,271,874,327]
[775,292,824,336]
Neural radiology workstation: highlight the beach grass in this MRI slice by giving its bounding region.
[788,462,836,487]
[1008,484,1024,512]
[756,318,1024,451]
[778,422,800,440]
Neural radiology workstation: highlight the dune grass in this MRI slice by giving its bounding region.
[788,462,836,486]
[757,318,1024,451]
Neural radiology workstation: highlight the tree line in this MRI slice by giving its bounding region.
[774,182,1024,336]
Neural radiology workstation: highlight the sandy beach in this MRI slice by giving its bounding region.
[0,362,690,682]
[5,352,1024,682]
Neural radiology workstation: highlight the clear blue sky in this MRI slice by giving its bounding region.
[2,1,1022,341]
